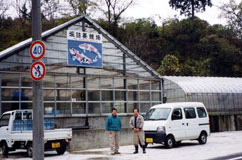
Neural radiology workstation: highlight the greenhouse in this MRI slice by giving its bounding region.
[163,76,242,132]
[0,16,162,149]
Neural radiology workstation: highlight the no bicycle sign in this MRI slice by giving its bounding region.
[30,61,46,81]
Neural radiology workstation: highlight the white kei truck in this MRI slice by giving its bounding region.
[0,110,72,157]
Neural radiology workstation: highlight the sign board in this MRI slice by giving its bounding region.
[30,40,45,60]
[67,30,103,68]
[30,61,46,81]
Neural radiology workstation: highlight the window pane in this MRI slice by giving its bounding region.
[140,103,150,113]
[172,108,183,120]
[88,103,100,114]
[114,102,125,113]
[43,89,55,101]
[2,88,18,101]
[102,103,113,113]
[44,103,55,115]
[72,103,86,114]
[72,76,84,88]
[184,108,196,119]
[56,76,69,88]
[128,91,138,101]
[128,103,138,113]
[1,73,19,87]
[21,74,33,87]
[114,78,124,89]
[87,77,99,89]
[88,90,100,101]
[115,91,125,101]
[197,107,207,118]
[128,79,137,89]
[101,78,113,89]
[102,91,112,101]
[152,92,160,101]
[57,103,70,114]
[139,80,149,90]
[56,89,70,101]
[140,92,150,101]
[151,80,160,90]
[72,90,85,101]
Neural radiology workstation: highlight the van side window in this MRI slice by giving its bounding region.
[197,107,207,118]
[172,108,182,120]
[0,114,10,127]
[184,108,196,119]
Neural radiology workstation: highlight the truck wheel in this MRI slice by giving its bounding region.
[198,132,207,144]
[2,141,9,156]
[165,135,174,149]
[27,145,33,157]
[56,147,66,155]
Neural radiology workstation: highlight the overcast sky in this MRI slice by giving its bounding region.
[123,0,240,26]
[5,0,240,26]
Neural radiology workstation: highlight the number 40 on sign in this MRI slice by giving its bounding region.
[30,40,45,60]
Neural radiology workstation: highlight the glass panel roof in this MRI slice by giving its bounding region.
[164,76,242,94]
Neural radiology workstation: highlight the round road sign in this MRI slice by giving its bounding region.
[30,61,46,81]
[30,40,45,60]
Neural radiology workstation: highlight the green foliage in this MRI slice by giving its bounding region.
[169,0,212,17]
[157,54,180,76]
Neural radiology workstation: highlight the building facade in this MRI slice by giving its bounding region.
[0,16,163,150]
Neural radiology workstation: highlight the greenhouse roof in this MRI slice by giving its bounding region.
[164,76,242,94]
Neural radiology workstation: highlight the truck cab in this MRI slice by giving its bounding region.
[0,110,72,157]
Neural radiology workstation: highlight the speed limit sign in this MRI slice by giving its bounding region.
[30,40,45,60]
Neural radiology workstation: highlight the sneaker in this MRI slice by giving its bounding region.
[111,152,115,155]
[115,151,121,154]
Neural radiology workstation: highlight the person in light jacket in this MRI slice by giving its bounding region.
[106,108,122,155]
[129,108,146,154]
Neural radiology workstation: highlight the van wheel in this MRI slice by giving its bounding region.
[165,135,174,149]
[27,145,33,157]
[2,141,9,156]
[198,132,207,144]
[56,147,66,155]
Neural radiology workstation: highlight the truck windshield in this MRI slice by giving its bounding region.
[144,108,171,121]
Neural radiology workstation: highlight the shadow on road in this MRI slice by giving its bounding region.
[0,151,64,159]
[147,141,200,149]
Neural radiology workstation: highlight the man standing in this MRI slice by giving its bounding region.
[129,108,146,154]
[106,108,122,155]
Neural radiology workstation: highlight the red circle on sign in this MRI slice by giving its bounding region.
[30,61,46,81]
[30,40,45,60]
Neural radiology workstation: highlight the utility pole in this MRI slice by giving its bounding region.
[32,0,44,159]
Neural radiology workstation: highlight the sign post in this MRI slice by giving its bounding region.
[31,0,44,159]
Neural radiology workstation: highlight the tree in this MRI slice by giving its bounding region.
[68,0,98,16]
[219,0,242,40]
[169,0,212,18]
[100,0,134,36]
[0,0,9,18]
[157,54,180,76]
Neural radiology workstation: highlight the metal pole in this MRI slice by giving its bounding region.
[32,0,44,159]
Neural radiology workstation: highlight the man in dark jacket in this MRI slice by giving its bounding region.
[106,108,122,155]
[129,108,146,154]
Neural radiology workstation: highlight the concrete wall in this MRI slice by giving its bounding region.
[210,115,242,132]
[53,114,134,150]
[69,128,133,151]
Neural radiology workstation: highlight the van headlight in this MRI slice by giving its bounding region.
[157,126,165,133]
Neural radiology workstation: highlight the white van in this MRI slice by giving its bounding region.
[143,102,210,148]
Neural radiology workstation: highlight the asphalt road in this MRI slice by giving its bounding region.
[1,131,242,160]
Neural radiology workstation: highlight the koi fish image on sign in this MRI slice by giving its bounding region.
[69,48,97,64]
[79,43,101,58]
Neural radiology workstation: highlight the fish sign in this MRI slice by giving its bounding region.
[30,61,46,81]
[30,40,45,60]
[67,30,103,68]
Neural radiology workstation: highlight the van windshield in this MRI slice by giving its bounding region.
[144,108,171,121]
